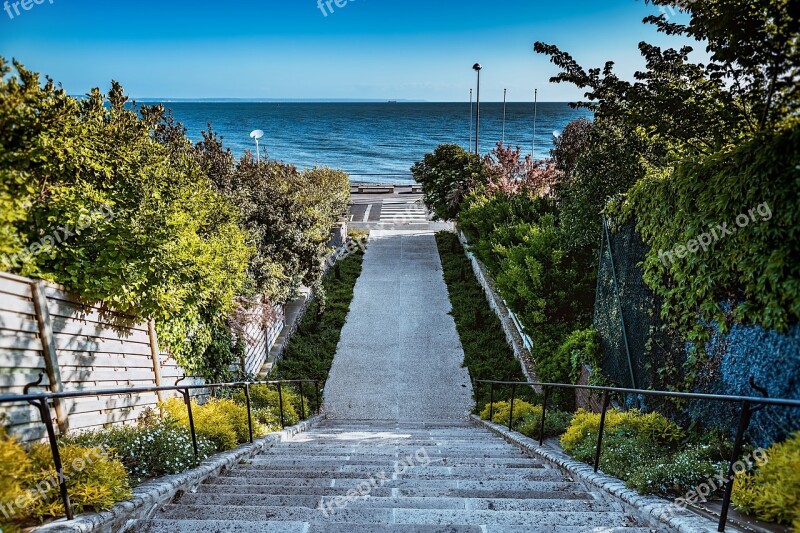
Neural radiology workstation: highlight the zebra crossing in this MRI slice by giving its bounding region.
[378,198,428,224]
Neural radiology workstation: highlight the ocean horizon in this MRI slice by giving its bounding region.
[151,102,593,183]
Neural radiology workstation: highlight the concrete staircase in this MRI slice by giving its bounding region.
[131,420,654,532]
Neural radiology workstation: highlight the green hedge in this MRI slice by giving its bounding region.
[434,232,534,409]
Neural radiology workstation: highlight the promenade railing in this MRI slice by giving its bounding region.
[474,379,800,532]
[0,376,321,520]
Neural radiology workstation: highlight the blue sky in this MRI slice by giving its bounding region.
[0,0,695,101]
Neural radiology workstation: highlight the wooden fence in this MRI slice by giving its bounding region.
[1,224,349,441]
[0,272,197,441]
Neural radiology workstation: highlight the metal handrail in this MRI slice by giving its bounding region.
[0,376,322,521]
[475,379,800,532]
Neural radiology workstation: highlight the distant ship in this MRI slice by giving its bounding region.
[388,100,398,103]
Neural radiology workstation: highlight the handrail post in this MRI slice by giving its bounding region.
[474,380,481,415]
[36,398,73,520]
[718,401,753,532]
[299,381,306,420]
[539,386,549,446]
[277,382,285,428]
[182,389,199,458]
[315,380,321,415]
[594,391,611,473]
[489,382,495,422]
[244,383,253,444]
[508,384,517,431]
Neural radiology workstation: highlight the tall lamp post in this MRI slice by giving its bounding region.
[501,88,507,146]
[469,89,473,152]
[473,63,482,155]
[250,129,265,162]
[532,88,538,160]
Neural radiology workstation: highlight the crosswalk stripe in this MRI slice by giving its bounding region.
[379,200,428,223]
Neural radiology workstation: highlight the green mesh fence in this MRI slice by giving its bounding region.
[593,219,685,397]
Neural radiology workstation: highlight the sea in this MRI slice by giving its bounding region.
[152,102,593,184]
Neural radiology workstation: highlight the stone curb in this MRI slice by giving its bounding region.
[471,415,741,533]
[33,415,325,533]
[454,228,538,386]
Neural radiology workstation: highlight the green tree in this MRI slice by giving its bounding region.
[535,0,799,155]
[0,59,253,371]
[411,144,486,220]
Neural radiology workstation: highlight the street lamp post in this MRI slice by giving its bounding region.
[469,89,473,152]
[473,63,482,155]
[250,129,265,162]
[501,88,507,146]
[532,88,538,160]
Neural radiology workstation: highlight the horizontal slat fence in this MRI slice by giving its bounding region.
[0,272,203,441]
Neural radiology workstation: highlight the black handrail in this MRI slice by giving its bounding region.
[0,377,322,521]
[475,379,800,532]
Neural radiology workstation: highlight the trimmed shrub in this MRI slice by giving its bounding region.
[160,397,267,451]
[518,409,573,441]
[231,385,301,428]
[479,400,539,429]
[480,401,572,440]
[572,432,667,480]
[0,426,31,532]
[560,408,737,499]
[24,442,131,519]
[561,408,684,455]
[732,432,800,526]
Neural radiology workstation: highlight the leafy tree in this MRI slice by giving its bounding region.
[0,59,253,370]
[482,143,563,197]
[535,0,799,155]
[555,118,667,250]
[194,129,349,304]
[411,144,486,220]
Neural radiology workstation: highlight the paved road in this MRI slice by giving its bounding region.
[348,192,452,231]
[324,229,474,422]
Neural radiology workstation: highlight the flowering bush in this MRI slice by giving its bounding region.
[63,412,216,484]
[626,446,726,497]
[483,144,563,197]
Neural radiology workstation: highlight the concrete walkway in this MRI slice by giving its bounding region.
[324,230,474,421]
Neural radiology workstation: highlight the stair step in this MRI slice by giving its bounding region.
[269,447,527,457]
[204,477,579,491]
[132,519,653,533]
[263,449,530,458]
[196,484,593,500]
[132,519,307,532]
[176,494,608,513]
[323,497,609,513]
[313,525,654,533]
[220,467,567,481]
[156,504,638,526]
[242,458,544,468]
[141,422,649,531]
